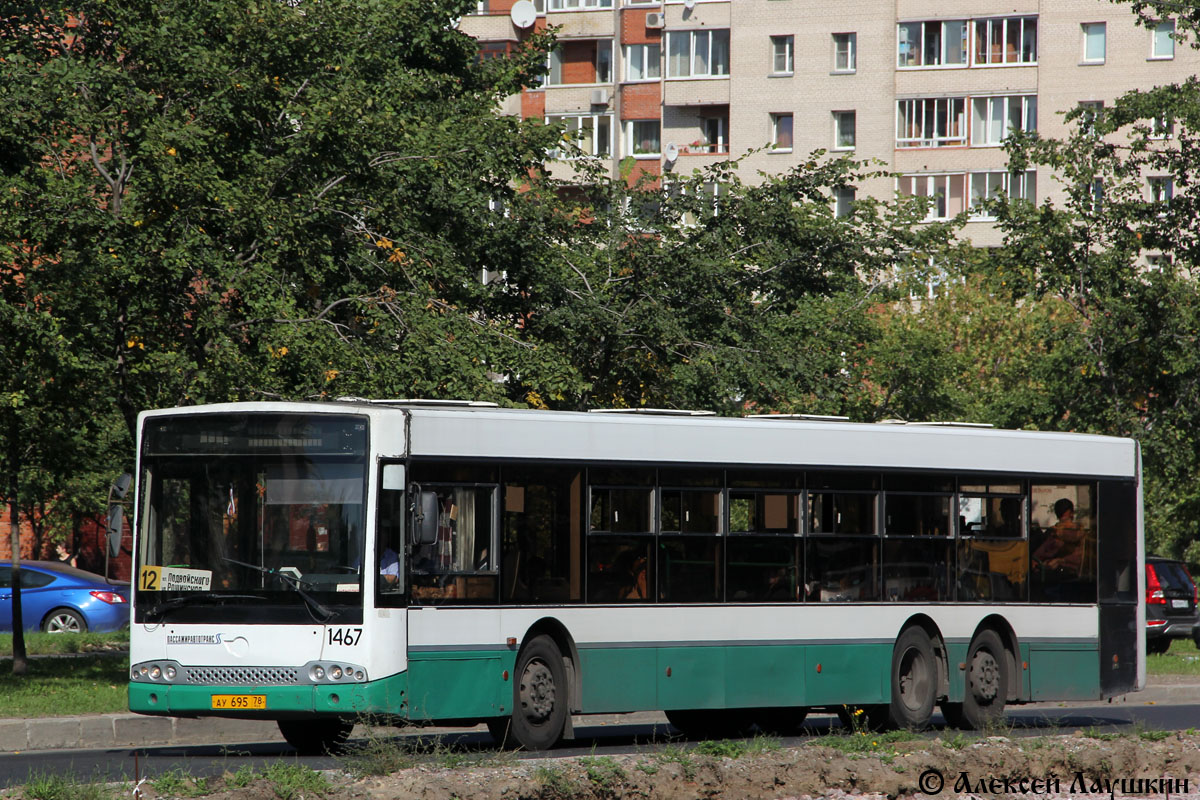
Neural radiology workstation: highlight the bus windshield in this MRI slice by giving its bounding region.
[135,414,368,623]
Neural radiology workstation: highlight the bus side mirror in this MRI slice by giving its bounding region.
[106,473,132,558]
[105,504,124,559]
[413,491,439,546]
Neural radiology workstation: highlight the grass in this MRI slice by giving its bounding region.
[0,630,128,656]
[263,762,327,800]
[340,725,516,778]
[21,771,115,800]
[810,727,923,755]
[0,656,129,717]
[1146,638,1200,675]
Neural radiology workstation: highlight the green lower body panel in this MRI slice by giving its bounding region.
[581,643,889,713]
[129,638,1103,724]
[405,652,516,721]
[1028,644,1100,701]
[128,671,409,719]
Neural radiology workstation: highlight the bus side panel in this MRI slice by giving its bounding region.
[405,653,513,721]
[801,643,889,707]
[578,646,658,712]
[1098,604,1138,697]
[658,646,725,710]
[1027,642,1100,700]
[724,645,805,708]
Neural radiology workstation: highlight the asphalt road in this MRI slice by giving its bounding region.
[1,703,1198,790]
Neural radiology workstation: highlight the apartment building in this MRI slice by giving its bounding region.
[460,0,1199,244]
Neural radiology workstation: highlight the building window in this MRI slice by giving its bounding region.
[1082,23,1106,63]
[547,40,613,85]
[898,174,967,221]
[548,114,613,159]
[1151,115,1173,139]
[898,20,968,67]
[1146,254,1174,271]
[1152,20,1175,59]
[771,35,795,74]
[970,95,1037,146]
[833,33,857,72]
[549,0,612,9]
[1078,100,1104,135]
[624,43,661,81]
[626,119,661,157]
[478,42,510,62]
[897,97,966,148]
[974,17,1037,65]
[667,30,731,78]
[1149,176,1174,204]
[700,116,728,154]
[833,111,856,150]
[771,113,793,151]
[969,171,1037,218]
[834,186,856,218]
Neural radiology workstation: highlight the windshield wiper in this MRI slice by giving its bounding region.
[221,557,336,622]
[145,593,264,620]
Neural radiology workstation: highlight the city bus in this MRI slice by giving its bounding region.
[125,399,1143,753]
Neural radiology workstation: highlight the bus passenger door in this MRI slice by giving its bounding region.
[366,464,409,710]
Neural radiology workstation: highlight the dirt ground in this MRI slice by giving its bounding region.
[127,730,1200,800]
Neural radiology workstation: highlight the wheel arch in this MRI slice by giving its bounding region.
[519,617,582,717]
[41,604,87,631]
[898,613,950,700]
[971,614,1021,702]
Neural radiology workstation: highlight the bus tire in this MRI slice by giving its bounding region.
[954,630,1008,730]
[507,635,568,751]
[753,707,809,735]
[665,709,754,740]
[277,717,353,755]
[889,627,937,730]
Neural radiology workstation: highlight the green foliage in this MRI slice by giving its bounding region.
[151,769,208,798]
[263,762,327,800]
[21,772,113,800]
[580,755,626,794]
[224,765,258,789]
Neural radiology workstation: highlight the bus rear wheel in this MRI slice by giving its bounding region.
[277,718,353,755]
[496,635,568,751]
[888,627,937,730]
[665,709,755,740]
[943,630,1008,730]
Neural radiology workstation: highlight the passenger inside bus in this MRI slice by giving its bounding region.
[1033,498,1085,573]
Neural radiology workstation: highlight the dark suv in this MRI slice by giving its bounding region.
[1146,556,1199,653]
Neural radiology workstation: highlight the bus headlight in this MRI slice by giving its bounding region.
[301,661,367,684]
[130,660,183,683]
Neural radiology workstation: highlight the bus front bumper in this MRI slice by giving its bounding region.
[128,673,408,719]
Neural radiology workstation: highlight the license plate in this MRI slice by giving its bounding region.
[1171,599,1190,609]
[211,694,266,710]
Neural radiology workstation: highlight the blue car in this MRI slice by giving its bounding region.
[0,561,130,633]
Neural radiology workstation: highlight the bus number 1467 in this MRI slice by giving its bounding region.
[328,628,363,646]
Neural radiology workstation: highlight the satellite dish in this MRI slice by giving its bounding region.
[684,0,695,8]
[510,0,536,28]
[664,142,679,163]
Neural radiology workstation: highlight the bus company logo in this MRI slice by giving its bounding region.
[167,634,223,645]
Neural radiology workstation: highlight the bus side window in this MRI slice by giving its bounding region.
[411,485,498,603]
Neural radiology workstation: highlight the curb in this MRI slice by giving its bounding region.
[0,714,285,753]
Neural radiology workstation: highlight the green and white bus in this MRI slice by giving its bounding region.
[126,400,1143,752]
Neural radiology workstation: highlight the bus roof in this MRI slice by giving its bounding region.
[138,401,1139,480]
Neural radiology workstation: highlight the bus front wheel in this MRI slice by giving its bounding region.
[277,718,353,755]
[942,630,1008,730]
[498,635,568,751]
[889,627,937,730]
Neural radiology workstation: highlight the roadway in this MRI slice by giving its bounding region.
[0,698,1198,789]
